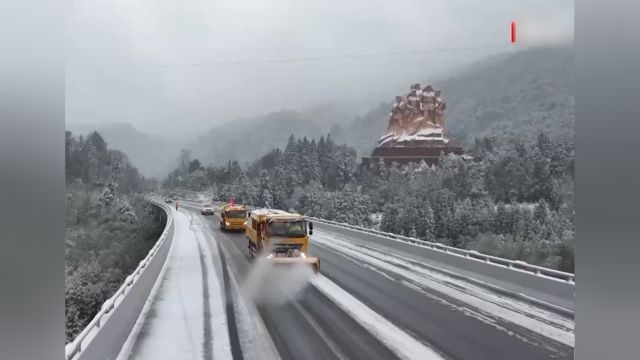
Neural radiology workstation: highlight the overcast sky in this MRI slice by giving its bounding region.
[66,0,573,138]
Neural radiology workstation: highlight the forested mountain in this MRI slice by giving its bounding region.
[67,102,360,177]
[443,46,574,143]
[332,46,574,156]
[164,131,574,272]
[187,102,361,166]
[69,46,573,178]
[161,46,575,272]
[65,131,164,341]
[66,123,185,178]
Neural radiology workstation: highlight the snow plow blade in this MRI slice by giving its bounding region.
[269,257,320,274]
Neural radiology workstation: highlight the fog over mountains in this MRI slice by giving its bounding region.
[66,102,361,177]
[67,0,573,139]
[67,45,574,178]
[331,46,574,154]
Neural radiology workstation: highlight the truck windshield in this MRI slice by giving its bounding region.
[225,210,246,218]
[267,220,306,237]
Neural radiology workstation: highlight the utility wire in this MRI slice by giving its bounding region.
[157,42,511,68]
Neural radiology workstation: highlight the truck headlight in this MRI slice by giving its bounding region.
[225,221,230,226]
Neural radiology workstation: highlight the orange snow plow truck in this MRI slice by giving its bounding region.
[245,209,320,273]
[219,203,247,231]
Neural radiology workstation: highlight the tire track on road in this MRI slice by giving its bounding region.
[216,239,245,360]
[195,208,397,360]
[190,210,246,360]
[196,240,214,360]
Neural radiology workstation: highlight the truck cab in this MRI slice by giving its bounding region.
[245,209,319,273]
[219,204,247,231]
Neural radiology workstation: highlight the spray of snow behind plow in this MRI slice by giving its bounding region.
[240,253,314,306]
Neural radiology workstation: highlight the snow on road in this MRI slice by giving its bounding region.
[126,199,570,360]
[186,208,279,360]
[313,232,575,347]
[118,210,232,360]
[311,274,446,360]
[189,211,233,360]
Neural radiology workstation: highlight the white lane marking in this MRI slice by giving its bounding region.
[310,274,446,360]
[292,301,350,360]
[313,233,575,347]
[190,212,234,360]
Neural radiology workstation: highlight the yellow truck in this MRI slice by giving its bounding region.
[219,204,247,231]
[245,209,320,273]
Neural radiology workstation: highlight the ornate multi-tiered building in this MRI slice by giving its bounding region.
[361,83,464,167]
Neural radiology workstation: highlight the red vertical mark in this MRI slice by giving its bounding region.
[230,196,235,206]
[511,21,516,43]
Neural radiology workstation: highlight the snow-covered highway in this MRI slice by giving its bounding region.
[107,200,574,360]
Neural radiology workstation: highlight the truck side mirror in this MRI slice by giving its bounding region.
[308,222,313,235]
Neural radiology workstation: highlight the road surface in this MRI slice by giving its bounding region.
[120,201,574,360]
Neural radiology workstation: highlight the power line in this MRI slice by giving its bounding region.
[157,42,511,68]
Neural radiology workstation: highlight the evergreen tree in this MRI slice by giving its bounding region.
[87,131,108,153]
[467,161,488,198]
[188,159,202,173]
[452,198,474,241]
[494,202,509,233]
[492,156,527,203]
[335,146,356,190]
[422,201,436,242]
[261,188,273,208]
[536,132,554,158]
[534,199,549,224]
[398,197,420,236]
[430,188,456,238]
[157,130,574,272]
[80,140,99,184]
[300,138,321,185]
[528,148,554,202]
[65,131,162,341]
[381,204,401,234]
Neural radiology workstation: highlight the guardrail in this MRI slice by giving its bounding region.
[180,202,574,283]
[306,216,575,283]
[64,198,175,360]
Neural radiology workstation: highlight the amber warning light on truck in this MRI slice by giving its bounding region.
[511,21,516,43]
[508,18,573,46]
